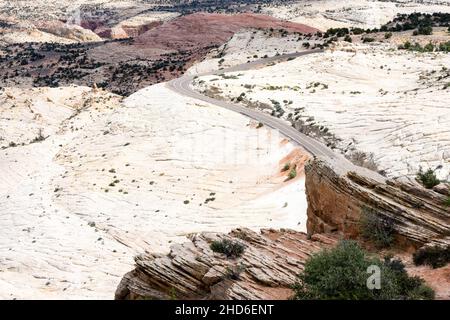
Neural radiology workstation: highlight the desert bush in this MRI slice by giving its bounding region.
[351,27,365,35]
[413,245,450,269]
[288,167,297,180]
[282,163,290,172]
[416,168,440,189]
[360,207,395,248]
[418,25,433,35]
[347,151,378,171]
[424,42,435,52]
[362,37,375,43]
[344,35,352,43]
[444,197,450,207]
[210,239,245,258]
[225,263,246,280]
[292,241,435,300]
[438,41,450,52]
[398,41,450,52]
[384,32,392,39]
[400,41,412,50]
[324,27,349,38]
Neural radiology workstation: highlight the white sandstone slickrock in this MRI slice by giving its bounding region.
[0,83,309,299]
[194,44,450,180]
[262,0,450,30]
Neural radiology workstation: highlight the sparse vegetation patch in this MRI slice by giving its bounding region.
[360,207,395,248]
[210,239,245,258]
[417,167,440,189]
[413,245,450,269]
[293,241,435,300]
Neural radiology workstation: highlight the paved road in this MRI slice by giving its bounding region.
[167,50,337,159]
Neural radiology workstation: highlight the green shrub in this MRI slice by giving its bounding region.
[402,41,412,49]
[444,197,450,207]
[384,32,392,39]
[362,37,375,43]
[324,27,349,38]
[360,207,395,248]
[438,41,450,52]
[169,287,177,300]
[417,168,440,189]
[210,239,245,258]
[351,27,365,35]
[288,167,297,180]
[424,42,434,52]
[418,25,433,35]
[282,163,290,172]
[292,241,435,300]
[413,245,450,269]
[225,263,246,280]
[407,284,436,300]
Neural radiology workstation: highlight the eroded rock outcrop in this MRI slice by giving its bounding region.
[115,228,336,300]
[115,155,449,299]
[305,157,450,251]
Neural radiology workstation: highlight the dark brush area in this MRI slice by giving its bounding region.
[0,39,212,96]
[147,0,295,14]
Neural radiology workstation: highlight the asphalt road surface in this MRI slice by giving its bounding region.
[167,49,337,159]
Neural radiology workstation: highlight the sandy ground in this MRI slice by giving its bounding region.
[0,84,309,299]
[194,42,450,180]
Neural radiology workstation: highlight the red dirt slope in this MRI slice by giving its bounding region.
[136,12,319,50]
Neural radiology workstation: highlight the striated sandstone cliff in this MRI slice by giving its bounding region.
[115,228,336,300]
[305,157,450,251]
[115,155,449,299]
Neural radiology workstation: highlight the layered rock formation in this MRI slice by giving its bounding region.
[116,155,449,300]
[115,228,336,300]
[305,157,450,251]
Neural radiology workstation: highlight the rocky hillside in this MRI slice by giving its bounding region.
[0,13,317,96]
[305,156,450,251]
[115,228,337,300]
[116,154,450,300]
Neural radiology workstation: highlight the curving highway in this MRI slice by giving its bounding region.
[167,49,337,159]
